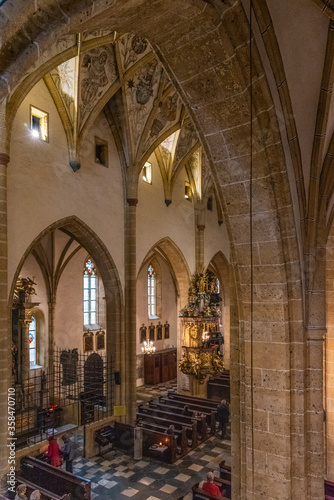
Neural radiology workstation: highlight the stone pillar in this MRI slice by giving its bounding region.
[196,224,205,270]
[124,198,137,424]
[306,327,325,498]
[48,300,55,394]
[195,208,205,272]
[326,233,334,479]
[0,146,9,482]
[305,240,326,499]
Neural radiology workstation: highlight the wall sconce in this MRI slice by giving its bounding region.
[185,181,192,200]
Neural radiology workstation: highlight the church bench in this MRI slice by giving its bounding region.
[136,411,198,447]
[111,422,135,454]
[158,397,217,433]
[13,478,70,500]
[149,401,211,439]
[325,479,334,498]
[138,404,208,440]
[192,476,231,499]
[208,377,230,388]
[208,377,230,387]
[141,428,178,463]
[207,382,230,403]
[167,392,220,410]
[18,456,91,500]
[219,460,231,481]
[137,420,188,454]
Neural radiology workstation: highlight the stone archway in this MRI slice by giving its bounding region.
[0,2,308,498]
[139,236,191,309]
[139,236,191,386]
[9,215,124,407]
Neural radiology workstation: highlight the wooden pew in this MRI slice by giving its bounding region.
[137,420,188,454]
[192,476,231,499]
[138,404,208,441]
[14,479,70,500]
[207,382,230,403]
[112,422,135,454]
[141,428,177,463]
[18,456,91,500]
[219,460,231,481]
[147,401,210,438]
[167,392,220,410]
[159,397,217,434]
[325,479,334,499]
[136,411,198,447]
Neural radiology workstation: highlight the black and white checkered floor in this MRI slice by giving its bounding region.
[72,380,231,500]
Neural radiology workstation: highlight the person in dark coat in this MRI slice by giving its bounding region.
[61,433,74,473]
[182,405,193,417]
[217,400,230,438]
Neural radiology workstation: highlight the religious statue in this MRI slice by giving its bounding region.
[164,321,170,339]
[148,323,155,341]
[140,324,147,343]
[157,321,163,340]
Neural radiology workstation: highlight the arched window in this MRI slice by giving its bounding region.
[84,258,98,326]
[148,265,157,318]
[29,316,37,367]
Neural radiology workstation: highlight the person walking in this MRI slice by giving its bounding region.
[217,400,230,439]
[61,433,74,473]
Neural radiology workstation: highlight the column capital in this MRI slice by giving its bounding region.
[127,198,138,207]
[0,153,9,166]
[197,224,205,231]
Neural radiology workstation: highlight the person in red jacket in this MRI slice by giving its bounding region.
[199,472,224,498]
[47,436,61,467]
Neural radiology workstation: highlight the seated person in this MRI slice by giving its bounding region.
[29,491,41,500]
[199,471,224,498]
[165,424,175,436]
[15,484,27,500]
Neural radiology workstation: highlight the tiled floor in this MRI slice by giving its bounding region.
[74,436,231,500]
[72,380,231,500]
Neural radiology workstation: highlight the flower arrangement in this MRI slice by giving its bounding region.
[179,350,224,382]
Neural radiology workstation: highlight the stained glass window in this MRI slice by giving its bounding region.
[29,316,37,367]
[148,265,156,318]
[84,258,98,326]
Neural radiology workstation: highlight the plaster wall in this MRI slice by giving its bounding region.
[136,155,196,272]
[136,254,178,354]
[204,196,230,266]
[136,253,177,385]
[8,80,125,293]
[266,0,328,194]
[54,247,106,352]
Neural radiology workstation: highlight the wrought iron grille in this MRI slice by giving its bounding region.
[14,348,114,450]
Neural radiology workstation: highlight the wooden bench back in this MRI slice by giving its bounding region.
[19,457,90,500]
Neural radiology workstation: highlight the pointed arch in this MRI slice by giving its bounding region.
[139,236,190,310]
[9,216,124,406]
